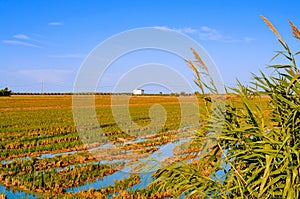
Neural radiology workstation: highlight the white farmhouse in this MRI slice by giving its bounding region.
[133,88,144,95]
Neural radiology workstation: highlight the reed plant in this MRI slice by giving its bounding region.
[151,16,300,198]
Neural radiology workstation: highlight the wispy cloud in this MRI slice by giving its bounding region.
[153,26,172,31]
[31,33,48,39]
[13,34,30,40]
[49,53,87,59]
[2,40,42,48]
[178,26,228,41]
[178,27,198,34]
[12,33,43,44]
[198,26,224,41]
[154,26,254,43]
[18,69,73,83]
[244,37,255,43]
[48,22,63,26]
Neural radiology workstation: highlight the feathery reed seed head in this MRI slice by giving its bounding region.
[191,48,209,72]
[185,59,198,74]
[288,20,300,40]
[260,15,285,44]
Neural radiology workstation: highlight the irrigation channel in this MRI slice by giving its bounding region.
[0,126,201,198]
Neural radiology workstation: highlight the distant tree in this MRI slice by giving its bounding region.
[0,87,12,96]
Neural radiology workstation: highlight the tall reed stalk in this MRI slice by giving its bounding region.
[150,16,300,198]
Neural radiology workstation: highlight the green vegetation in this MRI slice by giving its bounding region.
[0,87,11,97]
[150,16,300,198]
[0,95,195,159]
[0,16,298,199]
[0,95,203,198]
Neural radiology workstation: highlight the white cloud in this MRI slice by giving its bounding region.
[2,40,42,48]
[179,27,198,34]
[48,22,63,26]
[153,25,223,40]
[153,26,173,31]
[12,33,43,44]
[31,33,48,39]
[244,37,255,43]
[198,26,224,41]
[153,26,198,34]
[200,26,211,32]
[49,53,87,59]
[153,25,254,43]
[13,34,30,40]
[18,69,73,84]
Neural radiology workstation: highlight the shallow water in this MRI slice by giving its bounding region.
[129,172,153,190]
[66,137,190,193]
[66,170,131,193]
[0,185,37,199]
[1,125,201,197]
[0,143,115,165]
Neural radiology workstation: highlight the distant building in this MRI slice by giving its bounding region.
[133,88,144,95]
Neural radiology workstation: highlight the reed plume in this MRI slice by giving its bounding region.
[191,48,208,72]
[260,15,285,44]
[288,20,300,40]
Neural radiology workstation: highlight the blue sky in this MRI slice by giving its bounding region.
[1,0,299,93]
